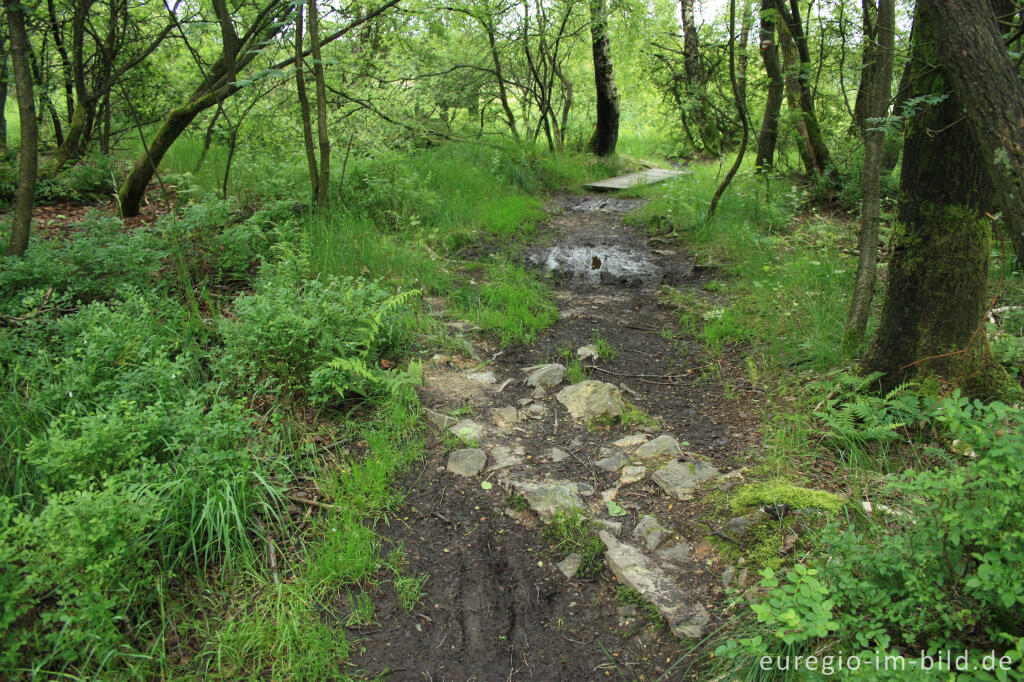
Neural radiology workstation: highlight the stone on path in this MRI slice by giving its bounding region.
[620,465,646,484]
[488,445,524,471]
[652,460,721,500]
[490,406,523,429]
[502,479,587,521]
[526,363,566,389]
[657,543,691,565]
[634,435,683,460]
[595,451,630,472]
[591,518,623,535]
[424,407,457,430]
[724,510,768,536]
[556,381,624,421]
[447,448,486,477]
[633,515,670,551]
[467,370,497,384]
[614,434,649,450]
[449,419,486,444]
[599,531,710,639]
[577,345,600,361]
[545,447,569,463]
[557,553,582,579]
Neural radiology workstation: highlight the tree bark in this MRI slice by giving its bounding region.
[754,0,784,169]
[845,0,893,350]
[709,0,752,216]
[925,0,1024,267]
[864,0,1011,397]
[0,47,8,153]
[588,0,619,156]
[776,18,815,174]
[4,0,37,258]
[294,5,320,202]
[309,0,330,203]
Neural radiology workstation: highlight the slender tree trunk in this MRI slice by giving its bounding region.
[294,5,319,202]
[588,0,619,156]
[864,0,1011,397]
[880,57,912,173]
[709,0,752,215]
[309,0,330,203]
[484,19,519,141]
[851,0,877,133]
[755,0,783,169]
[777,19,816,174]
[0,49,8,153]
[845,0,893,350]
[925,0,1024,267]
[4,0,37,258]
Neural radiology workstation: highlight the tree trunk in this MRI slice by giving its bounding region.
[776,19,815,174]
[588,0,619,156]
[0,49,8,152]
[845,0,893,351]
[309,0,330,203]
[295,5,319,202]
[880,57,912,173]
[4,0,37,258]
[925,0,1024,267]
[863,0,1011,397]
[851,0,877,134]
[709,0,752,216]
[754,0,784,169]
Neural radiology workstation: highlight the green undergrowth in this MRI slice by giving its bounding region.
[635,159,1024,679]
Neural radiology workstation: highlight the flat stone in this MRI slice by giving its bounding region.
[620,465,647,484]
[424,408,458,430]
[634,435,683,460]
[617,605,637,618]
[527,403,548,418]
[467,370,497,384]
[557,553,582,578]
[724,510,768,536]
[657,543,691,564]
[447,448,486,477]
[614,434,649,450]
[633,515,670,551]
[502,479,587,521]
[556,381,624,421]
[591,518,623,534]
[577,344,600,361]
[545,447,569,463]
[652,460,721,500]
[488,446,524,471]
[526,363,566,389]
[449,419,486,444]
[599,532,710,639]
[595,452,630,472]
[517,398,534,407]
[490,406,523,429]
[722,566,735,587]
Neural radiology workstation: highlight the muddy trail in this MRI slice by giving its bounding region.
[349,192,766,681]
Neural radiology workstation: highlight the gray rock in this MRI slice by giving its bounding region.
[652,460,721,500]
[721,566,735,587]
[724,510,768,536]
[557,553,582,578]
[599,532,710,639]
[424,408,458,430]
[614,434,649,450]
[501,479,587,521]
[657,543,691,565]
[545,447,569,463]
[517,398,534,407]
[526,363,567,389]
[633,515,670,551]
[577,344,600,361]
[467,370,497,384]
[527,403,549,418]
[634,435,683,460]
[488,446,524,471]
[591,518,623,534]
[616,605,637,618]
[447,448,486,477]
[490,406,523,429]
[620,465,647,484]
[556,381,624,421]
[595,452,630,472]
[449,419,486,444]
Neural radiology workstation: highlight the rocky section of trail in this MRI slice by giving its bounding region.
[349,193,767,681]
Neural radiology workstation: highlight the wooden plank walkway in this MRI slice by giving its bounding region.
[584,167,686,192]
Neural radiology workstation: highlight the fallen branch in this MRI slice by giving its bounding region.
[0,286,54,326]
[286,494,335,510]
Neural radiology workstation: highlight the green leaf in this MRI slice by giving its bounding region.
[481,481,492,490]
[605,500,627,517]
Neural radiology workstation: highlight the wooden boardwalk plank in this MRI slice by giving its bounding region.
[584,168,686,192]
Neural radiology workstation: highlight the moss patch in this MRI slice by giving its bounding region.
[730,481,844,514]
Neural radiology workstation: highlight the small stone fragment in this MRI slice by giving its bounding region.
[467,370,497,384]
[557,553,582,578]
[556,381,624,421]
[724,510,768,536]
[424,408,458,430]
[518,398,534,407]
[527,403,548,418]
[488,446,524,471]
[595,452,630,472]
[526,363,567,389]
[501,479,587,521]
[616,605,637,618]
[577,344,600,361]
[633,515,670,551]
[657,543,691,564]
[613,434,649,450]
[449,419,486,443]
[545,447,569,463]
[721,566,735,587]
[600,487,620,503]
[634,435,683,460]
[619,465,646,484]
[490,406,523,429]
[652,460,721,500]
[447,448,486,477]
[591,518,623,534]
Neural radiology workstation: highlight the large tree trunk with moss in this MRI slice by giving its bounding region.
[925,0,1024,267]
[845,0,893,350]
[864,0,1010,397]
[4,0,37,258]
[754,0,784,169]
[588,0,619,156]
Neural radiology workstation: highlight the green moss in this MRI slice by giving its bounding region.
[730,481,843,514]
[507,491,530,512]
[746,523,785,570]
[616,586,667,629]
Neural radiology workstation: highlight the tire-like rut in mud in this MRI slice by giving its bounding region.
[348,192,765,681]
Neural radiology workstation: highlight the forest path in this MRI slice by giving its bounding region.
[349,192,766,681]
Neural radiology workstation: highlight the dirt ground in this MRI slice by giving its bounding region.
[348,192,766,681]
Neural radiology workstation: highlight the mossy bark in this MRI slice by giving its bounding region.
[754,0,784,170]
[588,0,619,156]
[863,0,1012,398]
[4,0,37,258]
